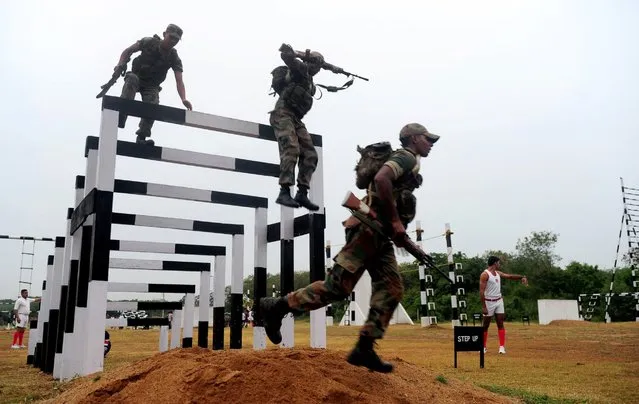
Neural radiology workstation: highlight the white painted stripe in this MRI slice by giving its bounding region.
[109,258,164,270]
[309,146,325,214]
[106,301,140,311]
[185,111,261,137]
[108,282,151,293]
[161,147,236,171]
[134,215,195,230]
[213,256,225,308]
[183,293,195,340]
[281,205,294,239]
[199,271,210,322]
[231,234,244,294]
[254,207,267,268]
[116,240,177,254]
[96,109,118,193]
[146,183,212,203]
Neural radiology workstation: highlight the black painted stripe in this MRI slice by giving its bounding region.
[230,293,243,350]
[42,280,46,290]
[77,226,93,308]
[65,260,79,333]
[326,305,333,316]
[30,319,38,328]
[197,321,208,348]
[234,158,279,177]
[162,261,211,272]
[26,355,34,365]
[85,135,163,160]
[174,244,226,256]
[55,286,68,354]
[267,214,314,243]
[420,279,426,290]
[281,240,295,295]
[110,239,120,250]
[70,188,96,234]
[182,337,193,348]
[253,266,267,326]
[137,301,183,310]
[193,221,243,235]
[212,307,225,350]
[90,191,114,282]
[44,310,58,374]
[309,213,325,283]
[102,96,186,126]
[113,179,148,195]
[210,190,268,208]
[75,175,85,189]
[125,318,170,327]
[47,255,54,265]
[148,283,196,294]
[67,208,74,220]
[111,212,136,225]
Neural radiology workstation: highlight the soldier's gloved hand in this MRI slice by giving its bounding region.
[279,43,294,53]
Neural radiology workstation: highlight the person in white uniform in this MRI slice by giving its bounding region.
[11,289,40,349]
[479,256,527,354]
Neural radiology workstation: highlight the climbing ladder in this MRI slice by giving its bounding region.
[0,235,54,295]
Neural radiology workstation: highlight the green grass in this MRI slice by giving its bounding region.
[480,384,591,404]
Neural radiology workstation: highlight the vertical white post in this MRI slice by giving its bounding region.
[170,309,182,349]
[34,258,53,366]
[230,233,244,349]
[212,255,226,349]
[182,293,195,347]
[280,203,295,349]
[253,207,267,350]
[159,326,169,352]
[82,107,118,376]
[309,142,326,348]
[198,270,210,348]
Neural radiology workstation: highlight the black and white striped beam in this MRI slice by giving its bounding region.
[252,207,268,349]
[415,221,430,327]
[0,235,54,241]
[108,258,211,272]
[75,175,268,209]
[33,256,53,368]
[110,212,244,235]
[85,136,280,178]
[108,317,171,327]
[213,255,226,350]
[109,240,226,256]
[100,96,323,147]
[106,301,183,311]
[108,282,196,294]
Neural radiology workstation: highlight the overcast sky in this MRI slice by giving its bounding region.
[1,0,637,301]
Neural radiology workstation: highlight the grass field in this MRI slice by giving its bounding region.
[0,320,637,403]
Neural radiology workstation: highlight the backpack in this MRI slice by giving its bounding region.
[269,65,290,96]
[354,141,394,189]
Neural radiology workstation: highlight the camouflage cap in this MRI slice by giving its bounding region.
[399,123,440,143]
[166,24,183,40]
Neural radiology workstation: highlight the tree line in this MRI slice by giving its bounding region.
[233,230,638,323]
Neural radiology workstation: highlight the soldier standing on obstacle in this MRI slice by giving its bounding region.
[113,24,192,146]
[260,123,440,373]
[479,256,528,354]
[267,43,329,211]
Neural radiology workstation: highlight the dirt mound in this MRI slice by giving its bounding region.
[48,348,513,404]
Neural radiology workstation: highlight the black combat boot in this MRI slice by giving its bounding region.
[135,134,155,146]
[259,296,292,344]
[275,186,300,208]
[346,336,394,373]
[118,112,127,129]
[294,186,319,211]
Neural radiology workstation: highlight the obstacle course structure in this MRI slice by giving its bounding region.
[27,96,326,380]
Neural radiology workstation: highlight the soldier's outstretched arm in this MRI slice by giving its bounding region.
[116,41,140,70]
[174,71,192,110]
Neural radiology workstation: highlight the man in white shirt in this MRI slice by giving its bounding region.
[479,256,528,354]
[11,289,40,349]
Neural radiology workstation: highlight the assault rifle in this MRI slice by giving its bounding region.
[341,191,453,283]
[96,63,127,98]
[282,44,369,92]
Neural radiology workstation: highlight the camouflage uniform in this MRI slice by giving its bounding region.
[269,45,320,210]
[287,147,422,339]
[119,24,184,142]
